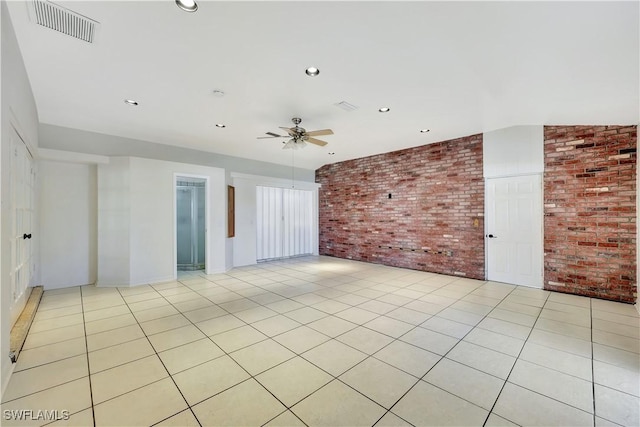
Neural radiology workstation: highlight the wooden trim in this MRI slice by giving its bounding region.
[228,185,235,238]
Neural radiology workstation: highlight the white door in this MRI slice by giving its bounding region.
[9,127,35,327]
[486,174,543,288]
[257,186,284,260]
[256,186,313,261]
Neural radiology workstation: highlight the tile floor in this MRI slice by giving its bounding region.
[1,256,639,427]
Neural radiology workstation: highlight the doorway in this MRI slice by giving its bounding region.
[176,177,206,271]
[485,174,543,288]
[9,125,35,327]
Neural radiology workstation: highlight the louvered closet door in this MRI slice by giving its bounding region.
[282,188,313,257]
[257,186,313,261]
[257,186,283,260]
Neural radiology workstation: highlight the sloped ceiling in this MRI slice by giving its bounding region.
[7,1,639,170]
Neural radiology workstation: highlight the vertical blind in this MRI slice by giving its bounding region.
[256,186,313,261]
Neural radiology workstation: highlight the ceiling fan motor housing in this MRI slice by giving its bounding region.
[257,116,332,148]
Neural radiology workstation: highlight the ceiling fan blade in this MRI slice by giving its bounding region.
[280,126,295,135]
[307,137,328,147]
[257,131,288,139]
[305,129,334,137]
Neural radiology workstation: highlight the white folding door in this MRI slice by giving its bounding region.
[256,186,313,261]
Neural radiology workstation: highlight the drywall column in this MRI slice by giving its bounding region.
[39,154,103,289]
[97,157,131,286]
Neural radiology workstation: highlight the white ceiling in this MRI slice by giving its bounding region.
[7,1,639,170]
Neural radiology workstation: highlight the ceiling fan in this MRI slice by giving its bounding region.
[258,117,333,150]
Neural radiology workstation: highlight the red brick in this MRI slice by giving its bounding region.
[544,125,637,303]
[316,134,484,279]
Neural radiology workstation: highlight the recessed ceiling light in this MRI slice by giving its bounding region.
[420,129,430,133]
[176,0,198,12]
[305,67,320,77]
[215,124,226,128]
[328,152,336,155]
[124,99,138,106]
[378,107,390,113]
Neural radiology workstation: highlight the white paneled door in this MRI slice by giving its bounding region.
[9,127,35,327]
[486,174,543,288]
[257,186,313,261]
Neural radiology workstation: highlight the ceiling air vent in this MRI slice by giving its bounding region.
[334,101,358,112]
[30,0,99,43]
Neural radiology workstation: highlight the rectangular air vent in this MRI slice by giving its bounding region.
[334,101,358,112]
[30,0,99,43]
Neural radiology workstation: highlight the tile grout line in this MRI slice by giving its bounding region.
[1,289,90,424]
[374,282,527,426]
[481,289,553,426]
[227,265,532,425]
[143,278,310,426]
[209,260,636,422]
[113,286,204,427]
[11,257,636,427]
[79,285,97,427]
[153,264,441,424]
[318,280,512,425]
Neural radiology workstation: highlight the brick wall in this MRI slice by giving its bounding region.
[316,134,485,279]
[544,125,637,303]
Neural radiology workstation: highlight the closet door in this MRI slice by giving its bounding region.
[9,127,35,327]
[282,188,313,257]
[257,186,313,261]
[486,174,543,288]
[256,186,283,260]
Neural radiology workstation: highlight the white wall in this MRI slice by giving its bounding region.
[231,173,320,267]
[39,161,97,289]
[483,125,544,178]
[1,2,40,397]
[97,157,226,286]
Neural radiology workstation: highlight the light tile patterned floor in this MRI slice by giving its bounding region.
[2,256,639,426]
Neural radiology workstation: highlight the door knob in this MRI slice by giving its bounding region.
[23,234,32,239]
[486,234,497,238]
